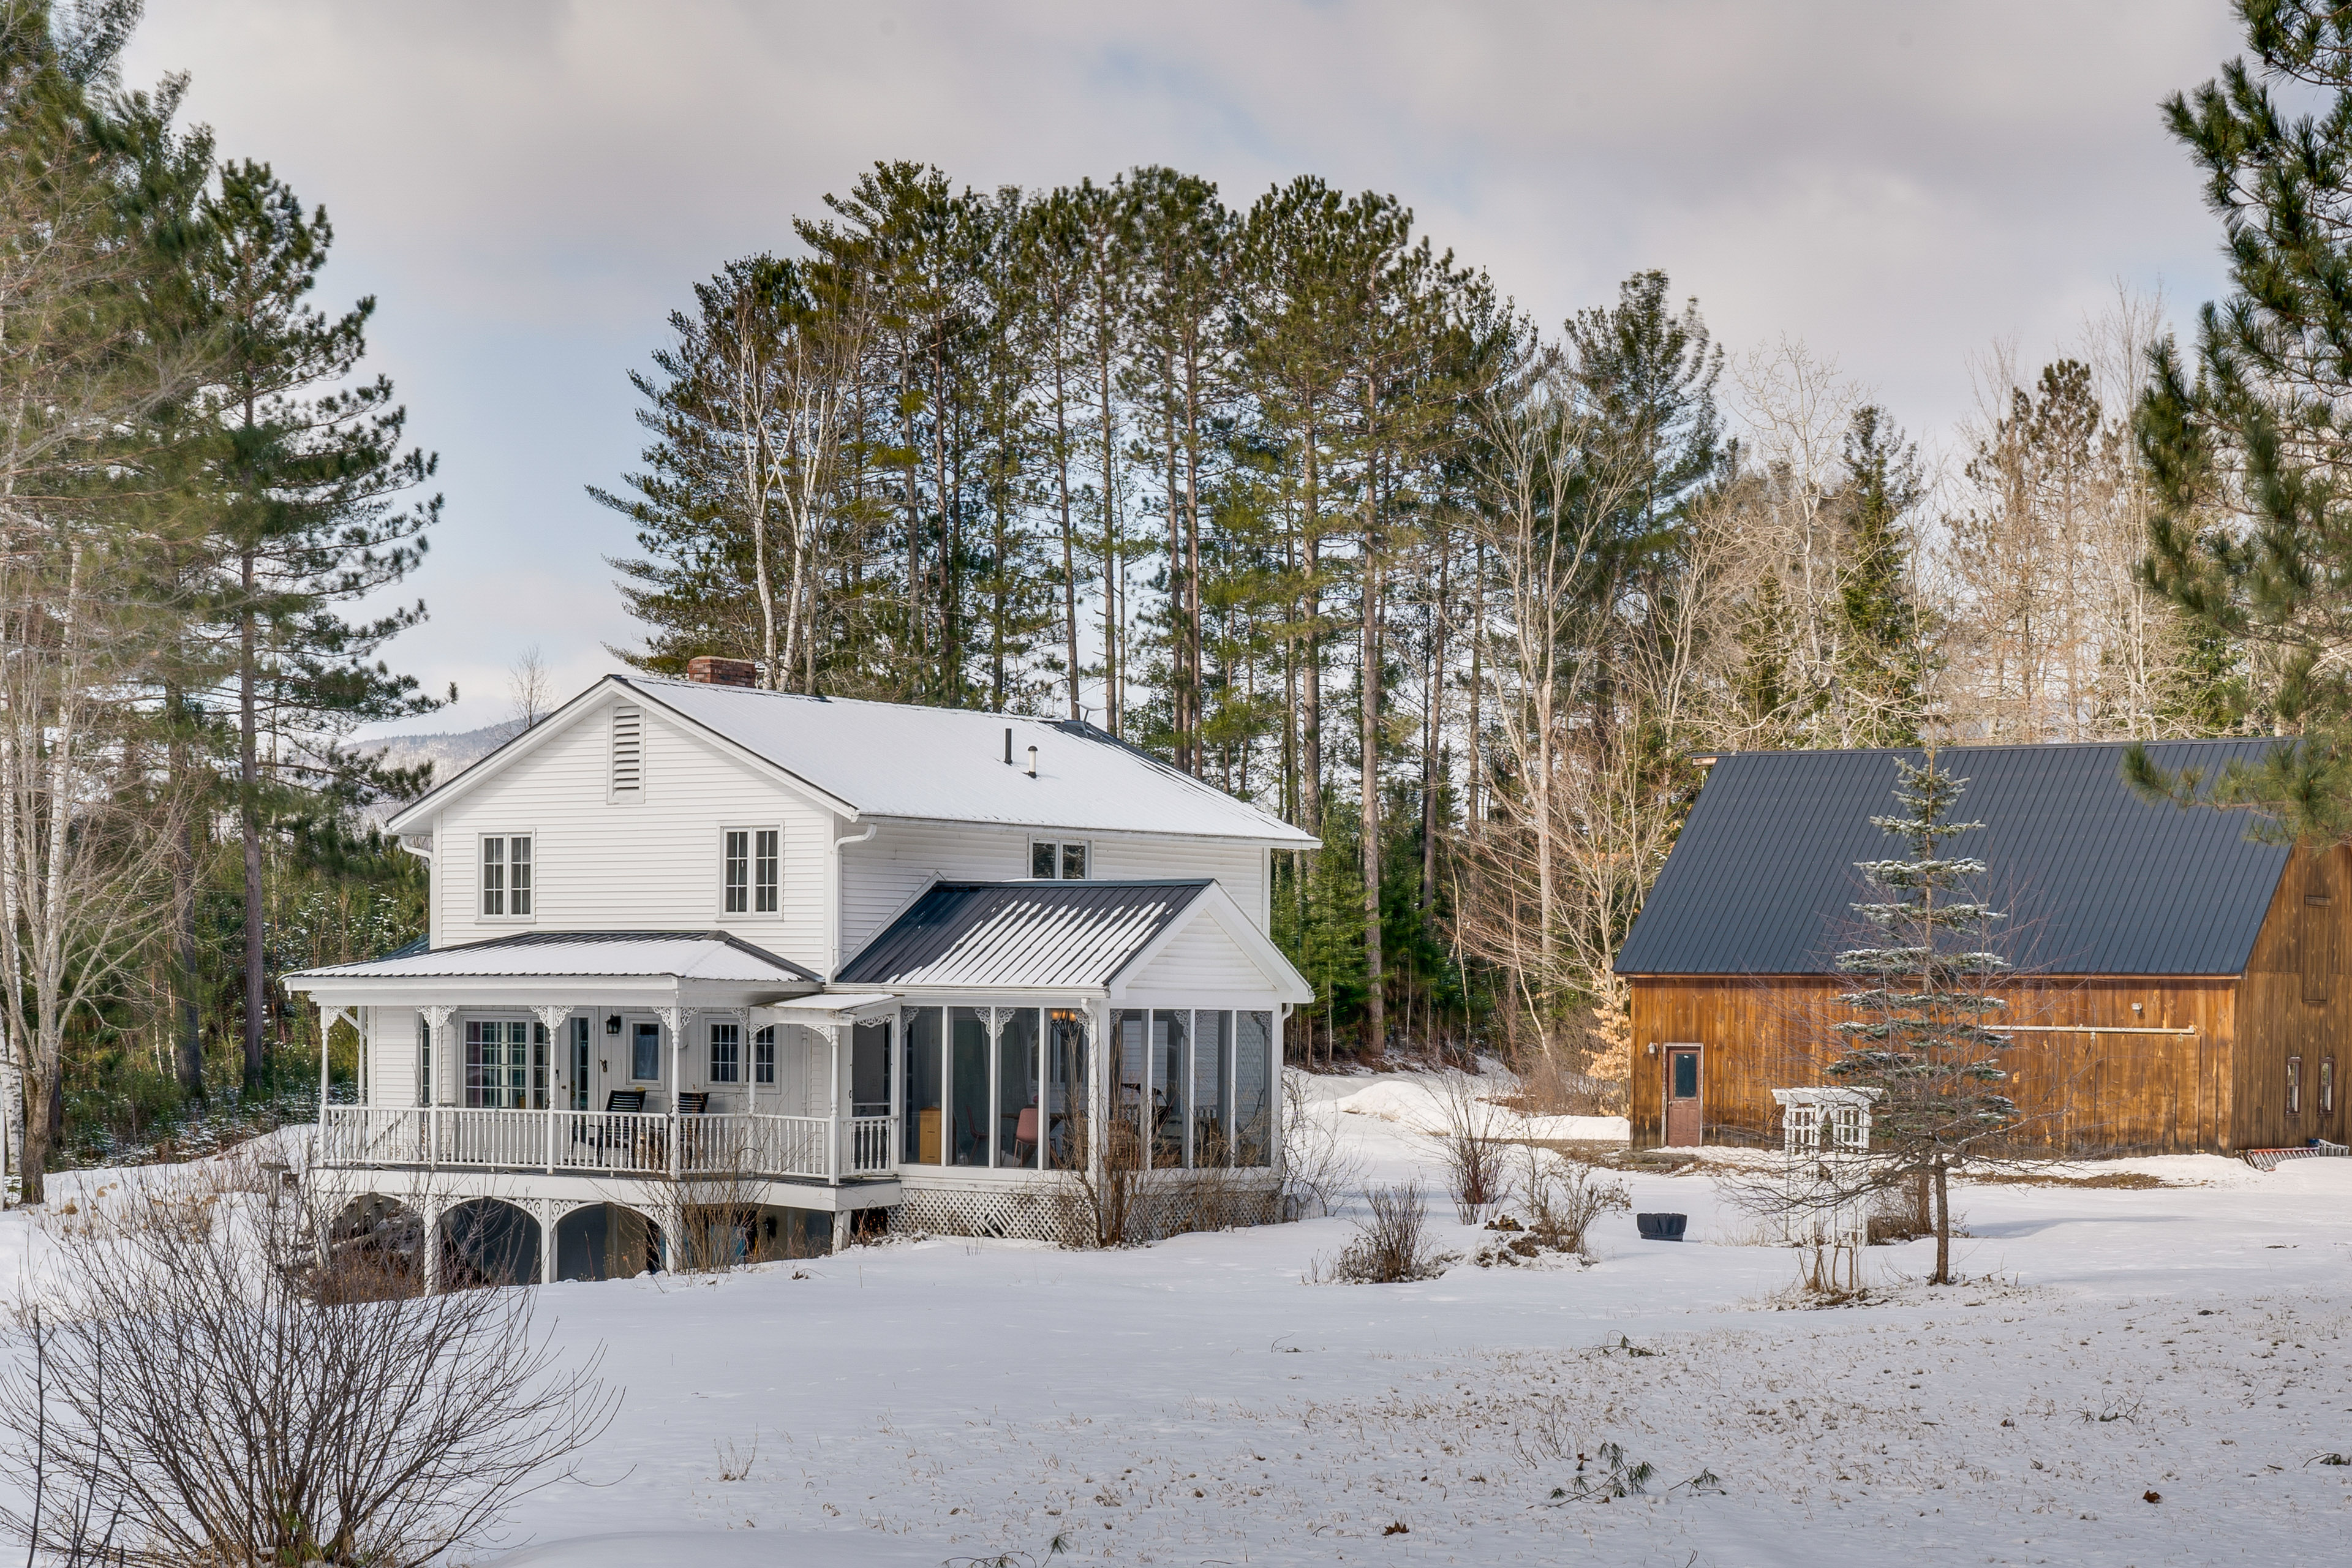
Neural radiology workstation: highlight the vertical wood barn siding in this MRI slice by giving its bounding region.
[1628,974,2239,1155]
[2233,843,2352,1151]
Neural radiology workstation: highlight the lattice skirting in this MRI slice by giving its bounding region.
[891,1175,1283,1245]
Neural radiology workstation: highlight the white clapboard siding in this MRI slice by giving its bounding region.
[368,1006,422,1107]
[837,822,1269,963]
[1121,918,1270,998]
[434,703,831,965]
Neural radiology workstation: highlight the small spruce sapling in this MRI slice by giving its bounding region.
[1831,752,2018,1286]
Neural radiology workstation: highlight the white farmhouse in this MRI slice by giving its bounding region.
[287,662,1317,1284]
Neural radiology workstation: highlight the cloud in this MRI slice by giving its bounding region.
[121,0,2245,730]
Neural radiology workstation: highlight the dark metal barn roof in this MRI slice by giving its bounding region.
[1614,739,2294,977]
[838,880,1210,990]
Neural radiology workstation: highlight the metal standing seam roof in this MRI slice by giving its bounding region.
[288,929,823,985]
[837,880,1212,989]
[621,678,1319,845]
[1613,739,2296,978]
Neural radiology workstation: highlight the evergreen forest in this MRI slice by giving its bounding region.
[14,0,2352,1187]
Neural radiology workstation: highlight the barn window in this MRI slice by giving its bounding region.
[2287,1055,2304,1117]
[2303,886,2335,1004]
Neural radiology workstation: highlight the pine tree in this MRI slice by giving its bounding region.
[193,160,440,1090]
[1831,754,2017,1286]
[1833,405,1928,744]
[2134,2,2352,829]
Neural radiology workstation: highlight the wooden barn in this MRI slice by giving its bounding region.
[1615,739,2350,1156]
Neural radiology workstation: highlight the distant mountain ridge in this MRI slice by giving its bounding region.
[362,720,523,821]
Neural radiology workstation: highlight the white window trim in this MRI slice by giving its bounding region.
[718,823,785,919]
[477,829,539,923]
[1028,838,1091,881]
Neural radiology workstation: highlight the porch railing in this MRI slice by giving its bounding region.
[317,1106,897,1183]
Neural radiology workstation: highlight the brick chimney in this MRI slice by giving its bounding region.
[686,655,758,688]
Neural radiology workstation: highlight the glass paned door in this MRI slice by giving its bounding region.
[570,1018,591,1110]
[463,1021,534,1108]
[851,1020,891,1115]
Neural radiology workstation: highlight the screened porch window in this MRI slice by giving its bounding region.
[900,1005,1063,1170]
[1115,1008,1273,1169]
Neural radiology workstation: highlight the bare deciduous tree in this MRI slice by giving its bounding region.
[0,1159,618,1567]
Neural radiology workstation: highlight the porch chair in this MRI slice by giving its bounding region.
[578,1088,650,1166]
[1011,1105,1039,1163]
[675,1091,710,1115]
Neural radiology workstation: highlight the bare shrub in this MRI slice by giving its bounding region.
[1518,1146,1631,1257]
[643,1120,824,1273]
[1280,1070,1362,1220]
[1053,1091,1145,1248]
[0,1156,617,1568]
[1311,1183,1449,1284]
[1431,1069,1511,1224]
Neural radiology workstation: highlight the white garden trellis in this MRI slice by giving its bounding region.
[1770,1086,1882,1291]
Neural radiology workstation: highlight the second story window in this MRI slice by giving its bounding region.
[723,828,781,914]
[1031,840,1088,880]
[482,834,532,916]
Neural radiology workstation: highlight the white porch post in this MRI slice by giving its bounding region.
[317,1004,352,1123]
[532,1006,571,1175]
[827,1022,844,1182]
[658,1001,687,1177]
[1090,998,1110,1185]
[540,1199,559,1286]
[421,1006,456,1167]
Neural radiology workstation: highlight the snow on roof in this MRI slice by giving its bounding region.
[289,930,823,985]
[1616,738,2293,976]
[629,678,1317,844]
[837,881,1210,990]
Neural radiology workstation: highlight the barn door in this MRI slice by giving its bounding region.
[1664,1044,1703,1147]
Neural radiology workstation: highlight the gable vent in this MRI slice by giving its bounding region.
[610,706,643,801]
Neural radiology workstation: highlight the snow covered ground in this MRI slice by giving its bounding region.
[6,1072,2351,1567]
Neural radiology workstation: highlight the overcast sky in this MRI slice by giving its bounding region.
[121,1,2246,735]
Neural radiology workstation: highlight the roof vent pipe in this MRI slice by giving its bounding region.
[1027,745,1038,778]
[1004,727,1012,765]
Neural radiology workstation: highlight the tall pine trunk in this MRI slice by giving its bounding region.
[1360,483,1384,1056]
[239,549,265,1091]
